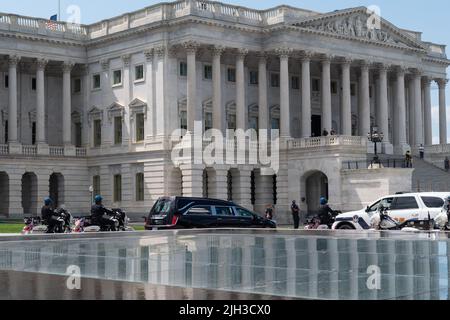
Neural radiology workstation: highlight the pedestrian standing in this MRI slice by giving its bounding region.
[445,157,450,172]
[322,129,329,137]
[265,204,274,220]
[291,200,300,229]
[405,151,412,168]
[419,144,425,159]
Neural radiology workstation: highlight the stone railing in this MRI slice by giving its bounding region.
[22,145,37,156]
[425,144,450,154]
[49,146,65,157]
[0,13,88,40]
[1,0,313,41]
[0,145,8,155]
[288,135,367,149]
[76,147,87,157]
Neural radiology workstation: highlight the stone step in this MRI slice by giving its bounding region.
[412,157,450,191]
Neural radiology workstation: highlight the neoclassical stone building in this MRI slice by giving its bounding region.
[0,1,447,222]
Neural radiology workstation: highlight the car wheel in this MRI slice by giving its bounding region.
[337,223,355,230]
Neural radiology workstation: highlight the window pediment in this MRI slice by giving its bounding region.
[88,106,103,125]
[129,98,147,120]
[107,102,125,122]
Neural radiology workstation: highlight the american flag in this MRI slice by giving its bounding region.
[46,14,58,31]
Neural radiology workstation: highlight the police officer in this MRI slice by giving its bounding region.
[291,200,300,229]
[91,195,116,231]
[41,197,62,233]
[318,197,336,228]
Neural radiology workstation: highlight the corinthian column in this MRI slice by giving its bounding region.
[395,66,409,153]
[423,77,432,146]
[377,64,393,154]
[301,52,312,138]
[236,48,248,131]
[340,58,352,135]
[277,48,293,138]
[412,70,424,149]
[212,46,225,133]
[8,55,19,146]
[321,55,332,134]
[62,62,74,147]
[438,78,448,145]
[258,53,269,131]
[358,61,371,137]
[184,41,199,133]
[36,58,48,145]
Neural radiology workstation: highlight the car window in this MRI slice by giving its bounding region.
[235,207,254,218]
[215,206,234,216]
[186,206,212,215]
[369,198,393,212]
[421,197,445,208]
[151,199,172,215]
[368,200,381,212]
[390,197,419,210]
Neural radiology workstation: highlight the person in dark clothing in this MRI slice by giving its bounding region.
[322,129,329,137]
[91,195,117,231]
[291,201,300,229]
[318,197,336,227]
[405,151,412,168]
[445,157,450,172]
[265,204,274,220]
[41,197,62,233]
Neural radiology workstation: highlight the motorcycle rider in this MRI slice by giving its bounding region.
[91,195,117,231]
[41,197,62,233]
[318,197,336,227]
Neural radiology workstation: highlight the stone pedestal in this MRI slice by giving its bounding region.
[37,143,49,156]
[64,145,76,157]
[8,142,22,155]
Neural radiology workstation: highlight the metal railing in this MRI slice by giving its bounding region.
[343,158,412,170]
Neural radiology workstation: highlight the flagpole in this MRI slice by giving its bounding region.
[58,0,61,21]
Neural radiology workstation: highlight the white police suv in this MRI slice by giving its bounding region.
[331,192,450,230]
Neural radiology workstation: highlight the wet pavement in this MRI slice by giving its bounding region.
[0,229,450,300]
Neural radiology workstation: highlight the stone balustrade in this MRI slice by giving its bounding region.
[0,145,86,157]
[49,146,65,157]
[288,135,367,149]
[425,144,450,154]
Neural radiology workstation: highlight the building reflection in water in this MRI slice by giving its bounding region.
[0,231,448,300]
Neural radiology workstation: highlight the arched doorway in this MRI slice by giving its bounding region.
[22,172,38,216]
[49,173,64,207]
[305,171,329,217]
[0,172,9,216]
[168,167,183,197]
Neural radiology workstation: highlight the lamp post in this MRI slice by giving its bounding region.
[367,126,384,165]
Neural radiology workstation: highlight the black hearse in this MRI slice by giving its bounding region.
[145,197,277,230]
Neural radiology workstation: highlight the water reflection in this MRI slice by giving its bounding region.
[0,232,449,300]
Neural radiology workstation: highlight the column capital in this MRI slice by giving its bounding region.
[275,47,293,59]
[212,45,226,57]
[375,62,390,73]
[79,64,89,76]
[257,51,270,63]
[319,53,334,64]
[8,55,20,67]
[395,65,408,76]
[299,50,314,62]
[35,58,48,71]
[183,40,200,55]
[421,76,432,86]
[100,59,110,71]
[410,68,423,77]
[121,54,131,66]
[236,48,249,60]
[154,45,166,57]
[144,48,154,61]
[62,61,75,73]
[338,56,353,66]
[359,60,373,71]
[436,78,448,89]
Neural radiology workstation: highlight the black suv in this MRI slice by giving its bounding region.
[145,197,277,230]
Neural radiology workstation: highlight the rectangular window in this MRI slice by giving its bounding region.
[75,123,82,147]
[390,197,419,210]
[135,173,144,202]
[204,65,212,80]
[291,76,300,90]
[92,74,101,89]
[180,111,187,130]
[136,113,145,142]
[312,79,320,92]
[179,61,188,77]
[249,70,258,85]
[113,70,122,86]
[135,64,144,82]
[227,68,236,82]
[93,119,102,147]
[4,75,8,89]
[93,175,101,197]
[228,114,236,130]
[31,78,37,91]
[369,85,373,98]
[205,112,213,131]
[113,174,122,203]
[331,81,338,94]
[351,83,356,96]
[73,78,81,93]
[271,73,280,87]
[114,116,123,145]
[31,122,36,145]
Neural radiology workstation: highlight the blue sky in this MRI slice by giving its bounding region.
[2,0,449,143]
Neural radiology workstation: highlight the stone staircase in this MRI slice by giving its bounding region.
[412,157,450,192]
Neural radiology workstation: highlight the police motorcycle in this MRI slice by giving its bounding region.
[73,208,134,233]
[434,198,450,231]
[22,205,73,235]
[369,201,433,232]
